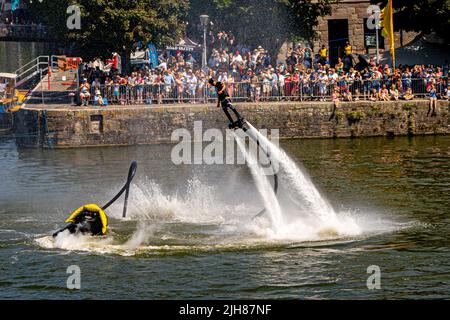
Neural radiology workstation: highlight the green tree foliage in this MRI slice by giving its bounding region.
[29,0,332,62]
[29,0,189,61]
[188,0,332,52]
[372,0,450,43]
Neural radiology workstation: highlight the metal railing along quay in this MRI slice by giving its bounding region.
[85,77,449,105]
[0,24,55,41]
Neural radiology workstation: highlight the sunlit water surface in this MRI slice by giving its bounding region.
[0,135,449,299]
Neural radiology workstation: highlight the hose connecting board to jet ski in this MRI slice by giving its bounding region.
[230,118,279,219]
[102,160,138,218]
[52,161,138,237]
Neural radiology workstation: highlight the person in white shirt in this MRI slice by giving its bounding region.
[186,70,198,102]
[232,51,243,66]
[278,72,285,97]
[158,61,167,70]
[318,71,329,102]
[252,49,260,65]
[328,69,338,86]
[218,71,227,83]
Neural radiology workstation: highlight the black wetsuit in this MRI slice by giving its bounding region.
[213,81,243,126]
[53,210,103,237]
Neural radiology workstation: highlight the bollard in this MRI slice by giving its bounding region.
[68,93,76,106]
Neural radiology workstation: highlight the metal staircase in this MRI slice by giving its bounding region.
[13,55,81,105]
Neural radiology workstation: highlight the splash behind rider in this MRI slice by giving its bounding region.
[208,78,244,129]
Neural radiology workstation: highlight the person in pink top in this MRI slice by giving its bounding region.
[328,86,341,122]
[332,87,340,106]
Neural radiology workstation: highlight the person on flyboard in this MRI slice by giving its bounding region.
[208,78,245,129]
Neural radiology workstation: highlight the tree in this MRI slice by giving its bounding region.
[28,0,333,65]
[187,0,332,54]
[29,0,189,62]
[371,0,450,43]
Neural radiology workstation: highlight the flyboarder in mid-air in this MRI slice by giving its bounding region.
[208,78,244,129]
[207,78,278,219]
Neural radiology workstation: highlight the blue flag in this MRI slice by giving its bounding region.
[148,43,158,69]
[11,0,20,11]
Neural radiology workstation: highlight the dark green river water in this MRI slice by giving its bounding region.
[0,41,60,72]
[0,135,449,299]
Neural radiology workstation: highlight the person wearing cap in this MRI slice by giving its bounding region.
[208,78,244,128]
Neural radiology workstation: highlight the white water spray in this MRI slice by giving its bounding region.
[247,124,336,219]
[238,123,362,239]
[234,134,283,233]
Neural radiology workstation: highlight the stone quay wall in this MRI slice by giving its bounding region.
[13,100,450,148]
[0,113,13,133]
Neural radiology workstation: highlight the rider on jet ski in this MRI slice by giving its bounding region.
[52,204,108,237]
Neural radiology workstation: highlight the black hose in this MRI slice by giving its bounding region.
[102,160,138,218]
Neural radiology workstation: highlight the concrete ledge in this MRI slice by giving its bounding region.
[13,100,450,148]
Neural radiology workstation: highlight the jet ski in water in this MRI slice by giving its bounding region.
[52,161,137,238]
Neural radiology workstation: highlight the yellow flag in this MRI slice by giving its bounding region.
[380,0,395,69]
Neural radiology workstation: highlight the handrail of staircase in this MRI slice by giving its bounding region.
[13,56,50,89]
[16,62,49,80]
[14,55,49,77]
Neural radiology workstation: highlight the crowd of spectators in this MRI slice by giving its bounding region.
[79,31,450,106]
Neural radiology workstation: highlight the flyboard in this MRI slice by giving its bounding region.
[227,116,279,219]
[52,161,138,237]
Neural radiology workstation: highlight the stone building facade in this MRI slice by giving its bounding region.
[314,0,417,62]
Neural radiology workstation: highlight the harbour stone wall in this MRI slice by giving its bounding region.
[0,113,13,133]
[13,100,450,148]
